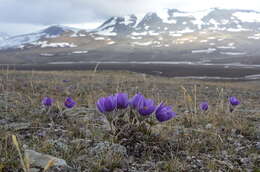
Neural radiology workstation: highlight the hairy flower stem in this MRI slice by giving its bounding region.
[106,113,115,134]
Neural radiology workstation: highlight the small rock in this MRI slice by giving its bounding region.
[25,149,75,171]
[48,140,69,152]
[89,141,127,159]
[29,168,40,172]
[113,168,124,172]
[0,119,8,125]
[205,123,213,129]
[240,158,250,165]
[3,122,30,131]
[255,129,260,139]
[256,142,260,150]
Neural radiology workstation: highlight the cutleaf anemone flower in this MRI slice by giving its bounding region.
[64,97,76,108]
[115,93,128,109]
[199,102,209,111]
[229,96,240,106]
[96,95,117,113]
[129,93,144,109]
[155,103,176,122]
[41,97,54,107]
[138,98,156,116]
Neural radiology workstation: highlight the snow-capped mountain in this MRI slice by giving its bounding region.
[1,8,260,50]
[0,25,78,49]
[2,8,260,65]
[94,8,260,36]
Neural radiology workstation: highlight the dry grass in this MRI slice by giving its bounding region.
[0,70,259,171]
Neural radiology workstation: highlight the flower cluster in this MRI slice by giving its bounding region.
[41,97,76,109]
[96,93,176,123]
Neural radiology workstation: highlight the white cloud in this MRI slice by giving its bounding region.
[1,0,260,35]
[0,23,46,36]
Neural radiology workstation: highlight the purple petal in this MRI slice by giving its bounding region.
[130,93,144,109]
[96,97,106,113]
[116,93,128,109]
[139,105,156,116]
[155,103,176,122]
[138,98,156,116]
[104,95,117,112]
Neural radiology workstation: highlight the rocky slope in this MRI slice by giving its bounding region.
[1,8,260,65]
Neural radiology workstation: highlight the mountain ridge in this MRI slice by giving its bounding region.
[1,8,260,65]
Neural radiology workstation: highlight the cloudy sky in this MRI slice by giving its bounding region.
[1,0,260,35]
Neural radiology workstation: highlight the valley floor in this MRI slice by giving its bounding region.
[2,62,260,80]
[0,70,259,171]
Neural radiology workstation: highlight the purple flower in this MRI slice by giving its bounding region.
[115,93,128,109]
[129,93,144,109]
[199,102,209,111]
[229,96,240,106]
[96,95,117,113]
[63,80,70,83]
[64,97,76,108]
[41,97,54,107]
[155,103,176,122]
[138,98,156,116]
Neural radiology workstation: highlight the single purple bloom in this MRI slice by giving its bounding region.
[138,98,156,116]
[63,80,70,83]
[200,102,209,111]
[64,97,76,108]
[116,93,128,109]
[129,93,144,109]
[96,95,117,113]
[229,96,240,106]
[41,97,54,107]
[155,103,176,122]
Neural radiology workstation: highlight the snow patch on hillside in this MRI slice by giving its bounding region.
[157,9,177,24]
[40,53,55,57]
[107,41,115,45]
[233,12,260,22]
[94,37,106,40]
[72,51,88,54]
[33,41,77,48]
[192,48,216,54]
[132,41,153,46]
[132,32,148,36]
[70,33,87,37]
[169,32,183,37]
[97,27,117,36]
[121,15,135,25]
[220,52,246,55]
[130,36,143,40]
[0,33,44,49]
[218,46,236,49]
[248,33,260,40]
